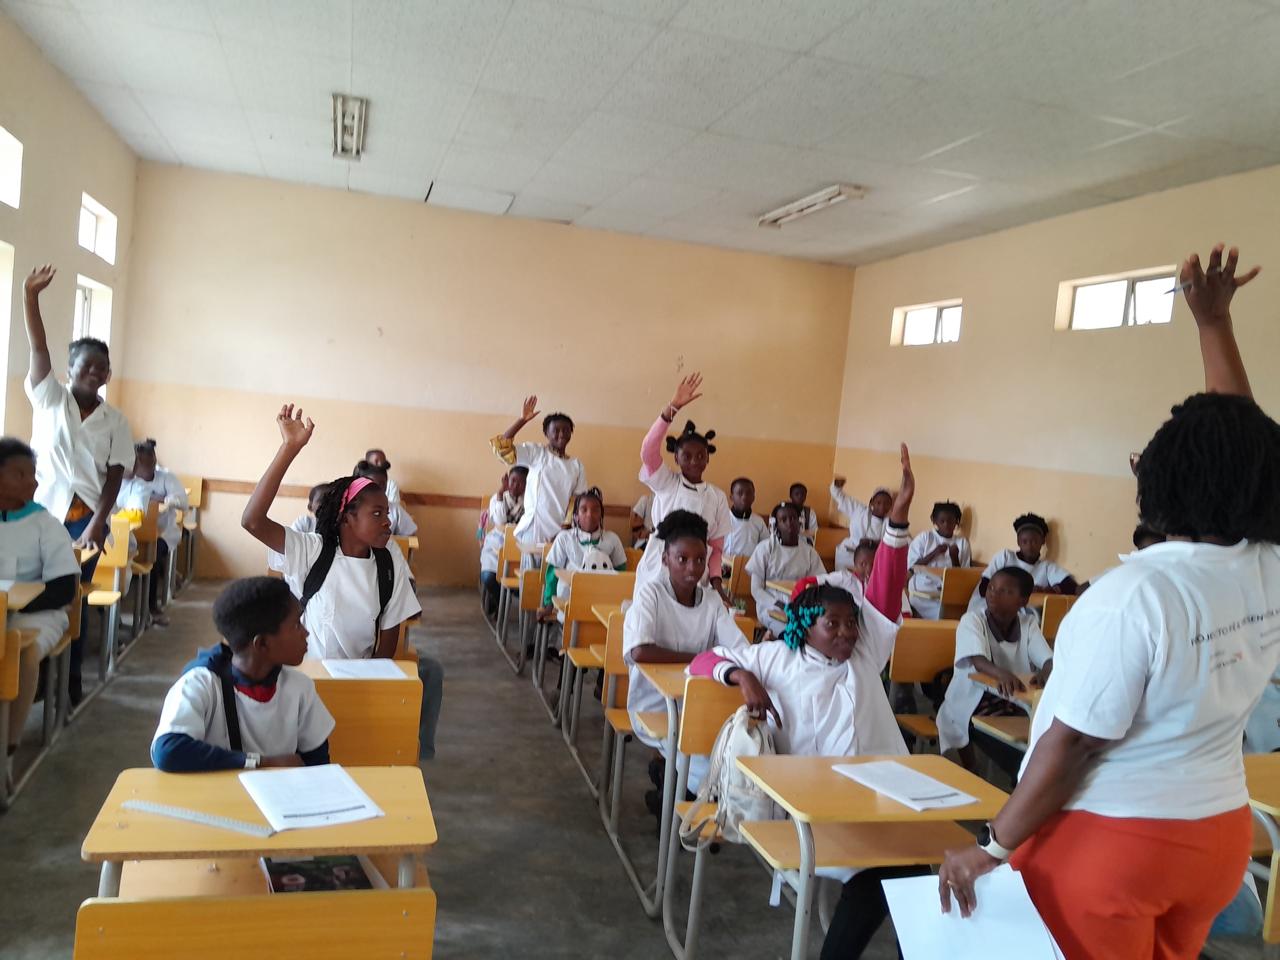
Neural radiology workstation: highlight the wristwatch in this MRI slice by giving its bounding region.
[977,822,1014,861]
[243,752,262,770]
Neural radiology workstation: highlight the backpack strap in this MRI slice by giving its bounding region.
[300,539,339,613]
[208,645,243,753]
[371,546,395,657]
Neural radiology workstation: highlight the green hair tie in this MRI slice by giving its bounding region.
[781,602,823,651]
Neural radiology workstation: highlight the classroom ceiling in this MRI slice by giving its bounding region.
[5,0,1280,265]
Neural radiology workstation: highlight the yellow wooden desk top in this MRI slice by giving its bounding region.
[737,755,1008,824]
[75,544,100,565]
[638,662,688,702]
[5,581,45,611]
[766,579,796,596]
[295,658,417,681]
[552,596,568,613]
[972,672,1041,708]
[1246,754,1280,817]
[592,603,622,628]
[404,536,420,550]
[82,766,437,863]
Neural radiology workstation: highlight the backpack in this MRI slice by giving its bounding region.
[300,540,395,658]
[678,705,778,850]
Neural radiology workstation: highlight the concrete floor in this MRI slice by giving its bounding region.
[0,583,1268,959]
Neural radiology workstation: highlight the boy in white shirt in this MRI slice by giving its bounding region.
[480,467,527,618]
[364,448,400,505]
[290,484,328,535]
[748,503,827,636]
[907,501,971,619]
[969,512,1078,612]
[630,493,653,548]
[116,439,189,626]
[786,483,820,540]
[724,477,768,564]
[151,577,334,771]
[829,477,893,570]
[490,396,586,551]
[355,461,417,536]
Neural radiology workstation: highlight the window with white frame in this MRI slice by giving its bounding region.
[73,274,113,347]
[1057,267,1176,331]
[0,242,12,426]
[0,126,20,209]
[891,299,962,346]
[78,193,117,264]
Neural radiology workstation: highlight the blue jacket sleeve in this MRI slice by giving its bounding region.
[299,740,331,766]
[151,732,246,772]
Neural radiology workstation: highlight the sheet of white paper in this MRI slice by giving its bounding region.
[884,865,1064,960]
[832,761,977,811]
[0,580,15,591]
[322,659,407,680]
[239,765,385,833]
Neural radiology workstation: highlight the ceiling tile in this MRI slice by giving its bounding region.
[454,88,591,159]
[549,111,696,175]
[436,143,545,192]
[480,0,658,103]
[671,0,854,53]
[590,176,722,218]
[427,181,515,215]
[170,142,263,176]
[352,0,511,86]
[601,28,792,128]
[649,133,834,199]
[79,82,162,138]
[68,0,215,33]
[509,193,590,221]
[0,1,119,83]
[120,131,179,163]
[346,165,430,200]
[817,86,1005,165]
[572,205,663,233]
[209,0,353,60]
[549,0,685,23]
[133,91,251,143]
[521,160,633,205]
[82,16,238,103]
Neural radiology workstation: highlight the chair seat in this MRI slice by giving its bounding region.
[605,708,633,734]
[499,576,519,590]
[1254,819,1274,857]
[130,561,155,576]
[566,646,604,669]
[971,715,1030,749]
[740,819,974,871]
[675,800,720,842]
[633,710,668,741]
[895,714,939,739]
[87,590,122,606]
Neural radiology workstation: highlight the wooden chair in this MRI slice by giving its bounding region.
[175,474,204,588]
[813,527,847,571]
[0,592,36,809]
[726,554,756,623]
[888,619,958,752]
[392,534,419,569]
[598,611,634,830]
[625,546,644,570]
[73,887,436,959]
[89,515,131,682]
[128,502,161,639]
[492,525,520,647]
[310,665,423,765]
[552,572,636,747]
[1040,593,1078,645]
[971,715,1030,752]
[939,567,984,620]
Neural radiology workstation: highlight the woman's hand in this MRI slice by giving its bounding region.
[521,395,540,423]
[733,669,781,728]
[1180,244,1260,329]
[938,845,1001,918]
[888,443,914,525]
[669,373,703,412]
[276,404,315,452]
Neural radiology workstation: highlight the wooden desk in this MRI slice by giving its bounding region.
[766,579,796,596]
[1246,753,1280,942]
[4,582,45,611]
[638,662,688,702]
[83,766,437,898]
[972,671,1041,710]
[75,544,100,566]
[295,659,417,682]
[592,602,622,629]
[295,659,422,765]
[737,754,1007,960]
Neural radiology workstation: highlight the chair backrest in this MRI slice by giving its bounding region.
[93,515,134,590]
[602,610,630,705]
[813,527,846,569]
[496,525,520,579]
[889,619,959,684]
[135,500,161,545]
[733,615,756,642]
[519,567,541,612]
[313,670,423,765]
[565,572,636,630]
[73,887,436,959]
[624,546,644,570]
[726,554,750,598]
[392,535,413,558]
[939,567,984,620]
[677,677,748,756]
[177,475,205,509]
[1040,593,1078,645]
[0,594,17,701]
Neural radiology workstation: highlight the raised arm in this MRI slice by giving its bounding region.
[491,395,539,464]
[865,444,914,621]
[241,404,315,554]
[23,265,56,388]
[1180,244,1259,399]
[644,373,704,475]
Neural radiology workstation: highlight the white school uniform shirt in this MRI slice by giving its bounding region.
[384,476,401,505]
[725,511,768,560]
[26,371,134,522]
[967,549,1072,613]
[152,665,335,758]
[623,575,748,747]
[509,443,586,547]
[0,502,79,656]
[634,464,733,593]
[1022,540,1280,820]
[276,528,421,660]
[290,515,316,534]
[632,494,654,533]
[936,609,1053,753]
[480,493,523,574]
[115,467,189,552]
[746,537,827,635]
[830,484,886,571]
[817,569,867,607]
[388,503,417,537]
[545,527,627,603]
[907,530,971,620]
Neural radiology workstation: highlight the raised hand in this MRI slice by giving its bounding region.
[889,443,914,525]
[521,395,540,422]
[669,373,704,412]
[1180,244,1260,328]
[24,264,56,297]
[276,403,315,451]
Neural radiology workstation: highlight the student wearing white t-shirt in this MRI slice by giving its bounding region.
[785,482,820,540]
[491,396,586,552]
[829,477,893,570]
[116,439,188,626]
[540,488,627,617]
[364,449,400,505]
[479,467,527,618]
[633,374,732,599]
[630,493,653,547]
[242,405,444,759]
[968,512,1078,613]
[939,243,1279,960]
[22,265,133,704]
[907,501,971,619]
[723,477,768,564]
[748,503,826,636]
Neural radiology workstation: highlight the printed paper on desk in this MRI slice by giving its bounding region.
[884,865,1065,959]
[322,659,407,680]
[832,760,976,811]
[239,765,385,833]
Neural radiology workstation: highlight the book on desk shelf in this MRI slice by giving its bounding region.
[260,855,387,893]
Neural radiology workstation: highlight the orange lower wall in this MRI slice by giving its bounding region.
[832,445,1137,581]
[117,379,838,585]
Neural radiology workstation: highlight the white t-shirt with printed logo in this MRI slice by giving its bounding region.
[1022,540,1280,820]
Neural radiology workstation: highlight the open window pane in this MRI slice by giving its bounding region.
[1130,276,1175,326]
[78,205,97,250]
[1071,279,1127,330]
[939,305,962,343]
[0,125,20,209]
[902,307,938,345]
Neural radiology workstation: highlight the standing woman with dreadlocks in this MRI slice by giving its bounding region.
[633,373,733,599]
[691,443,919,959]
[938,245,1280,960]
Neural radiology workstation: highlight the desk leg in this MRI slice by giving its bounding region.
[650,694,679,918]
[398,854,415,888]
[789,819,816,960]
[98,861,122,898]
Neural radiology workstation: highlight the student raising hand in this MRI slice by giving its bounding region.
[521,394,540,423]
[276,403,315,450]
[889,443,914,526]
[663,372,703,420]
[1179,243,1260,399]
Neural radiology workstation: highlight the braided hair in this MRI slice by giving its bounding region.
[1012,512,1049,537]
[665,420,717,456]
[931,501,962,523]
[1137,392,1280,543]
[314,475,381,547]
[657,509,708,547]
[780,582,857,652]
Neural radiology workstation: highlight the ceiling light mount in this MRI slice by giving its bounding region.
[758,183,866,228]
[332,93,368,160]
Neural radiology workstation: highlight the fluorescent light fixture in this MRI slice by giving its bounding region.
[332,93,368,160]
[758,183,866,228]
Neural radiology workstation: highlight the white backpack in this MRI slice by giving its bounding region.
[678,706,778,850]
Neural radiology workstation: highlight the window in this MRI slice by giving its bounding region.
[0,126,20,209]
[78,193,117,264]
[891,299,962,346]
[73,274,113,347]
[0,241,12,426]
[1056,267,1176,331]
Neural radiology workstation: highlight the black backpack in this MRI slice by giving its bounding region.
[300,541,395,658]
